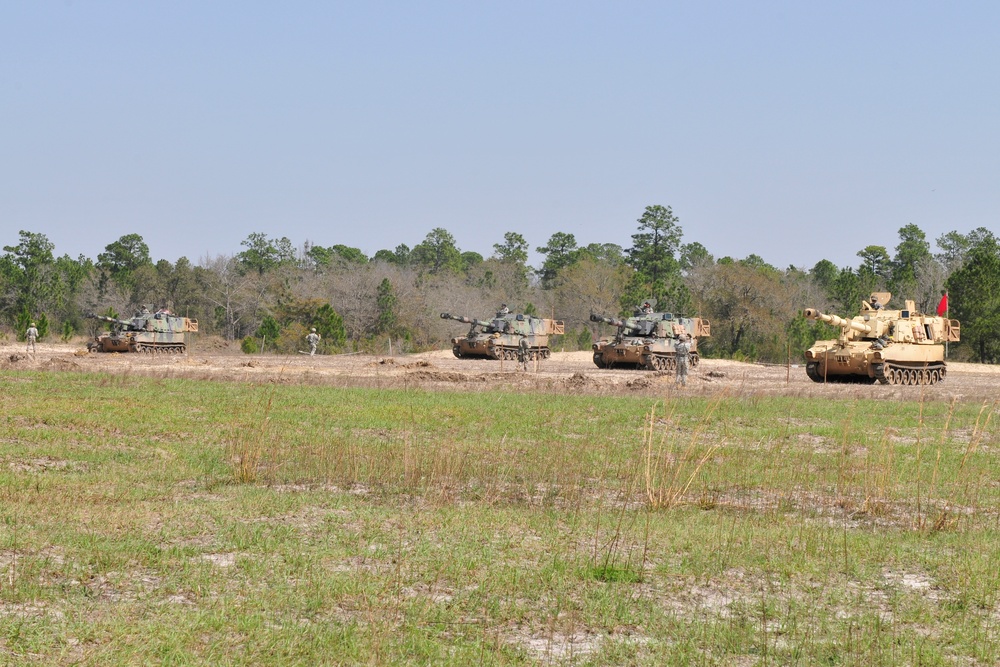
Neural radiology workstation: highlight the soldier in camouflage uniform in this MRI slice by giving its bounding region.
[518,336,530,371]
[674,333,691,387]
[26,322,38,353]
[306,328,321,356]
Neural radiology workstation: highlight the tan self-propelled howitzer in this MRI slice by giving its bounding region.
[441,312,564,360]
[803,292,960,385]
[86,310,199,354]
[590,310,711,370]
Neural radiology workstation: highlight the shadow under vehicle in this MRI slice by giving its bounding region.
[86,310,199,354]
[441,312,565,360]
[803,292,960,385]
[590,310,711,370]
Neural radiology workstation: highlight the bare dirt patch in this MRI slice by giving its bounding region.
[3,339,999,401]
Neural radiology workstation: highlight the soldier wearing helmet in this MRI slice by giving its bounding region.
[306,327,321,356]
[26,322,39,353]
[674,333,691,387]
[517,335,530,371]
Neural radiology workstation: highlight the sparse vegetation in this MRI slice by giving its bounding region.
[1,368,999,665]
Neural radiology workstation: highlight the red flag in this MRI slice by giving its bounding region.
[936,293,948,316]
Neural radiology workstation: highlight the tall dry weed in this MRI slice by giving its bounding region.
[225,385,279,484]
[643,391,726,509]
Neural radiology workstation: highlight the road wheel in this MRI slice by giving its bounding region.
[452,346,462,358]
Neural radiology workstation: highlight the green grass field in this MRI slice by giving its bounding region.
[1,371,999,665]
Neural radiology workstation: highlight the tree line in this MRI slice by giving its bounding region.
[2,206,998,362]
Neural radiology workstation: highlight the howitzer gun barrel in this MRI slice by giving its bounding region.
[803,309,872,334]
[86,313,133,328]
[590,313,626,328]
[440,313,492,328]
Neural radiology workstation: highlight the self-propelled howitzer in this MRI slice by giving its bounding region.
[803,292,960,385]
[589,311,711,370]
[441,312,564,360]
[86,310,198,354]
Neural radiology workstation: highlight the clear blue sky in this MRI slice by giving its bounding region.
[3,2,998,270]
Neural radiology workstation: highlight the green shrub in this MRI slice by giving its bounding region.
[255,315,280,352]
[61,321,75,342]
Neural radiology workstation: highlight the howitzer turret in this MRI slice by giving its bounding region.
[442,309,564,361]
[803,292,960,385]
[590,310,711,370]
[86,308,198,354]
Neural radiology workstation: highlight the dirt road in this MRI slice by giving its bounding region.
[3,339,999,402]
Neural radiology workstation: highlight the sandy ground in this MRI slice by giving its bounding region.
[3,338,999,401]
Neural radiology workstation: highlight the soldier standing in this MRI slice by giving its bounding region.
[518,336,530,371]
[306,328,321,356]
[641,302,653,315]
[498,304,510,316]
[26,322,38,353]
[674,334,691,387]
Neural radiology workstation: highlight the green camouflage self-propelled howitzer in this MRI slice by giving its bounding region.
[803,292,960,385]
[590,309,711,370]
[441,312,565,361]
[86,309,199,354]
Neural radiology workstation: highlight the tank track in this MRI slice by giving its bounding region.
[805,363,877,384]
[642,353,699,372]
[134,343,187,354]
[873,362,946,385]
[806,361,946,385]
[492,347,550,361]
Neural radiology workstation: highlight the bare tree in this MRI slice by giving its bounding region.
[551,258,631,331]
[913,255,947,314]
[196,255,268,340]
